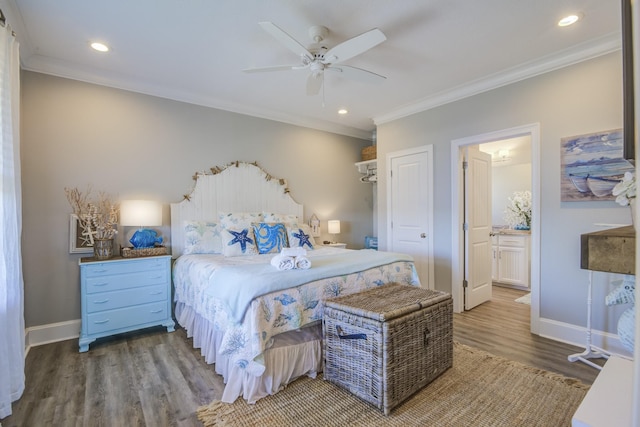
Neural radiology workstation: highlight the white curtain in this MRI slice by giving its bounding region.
[0,22,24,420]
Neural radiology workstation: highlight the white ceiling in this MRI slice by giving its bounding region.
[3,0,622,140]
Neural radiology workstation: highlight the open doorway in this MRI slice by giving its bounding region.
[450,123,541,334]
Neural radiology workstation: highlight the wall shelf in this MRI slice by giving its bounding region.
[355,159,377,174]
[355,160,377,183]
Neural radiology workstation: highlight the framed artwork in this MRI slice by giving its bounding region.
[560,129,634,202]
[69,214,93,254]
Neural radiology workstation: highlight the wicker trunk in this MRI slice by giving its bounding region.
[323,283,453,415]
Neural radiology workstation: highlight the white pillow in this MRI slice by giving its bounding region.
[286,224,316,250]
[221,226,258,256]
[263,212,299,225]
[219,212,264,228]
[183,220,222,254]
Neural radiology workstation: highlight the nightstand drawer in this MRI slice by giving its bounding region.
[83,258,167,277]
[86,301,168,335]
[86,284,167,313]
[85,269,168,293]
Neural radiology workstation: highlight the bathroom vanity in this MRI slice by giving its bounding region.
[491,229,531,290]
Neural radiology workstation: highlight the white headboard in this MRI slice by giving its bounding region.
[170,162,304,258]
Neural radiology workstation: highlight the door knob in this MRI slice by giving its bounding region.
[420,233,426,238]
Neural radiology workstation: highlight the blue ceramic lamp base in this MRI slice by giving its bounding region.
[129,229,163,249]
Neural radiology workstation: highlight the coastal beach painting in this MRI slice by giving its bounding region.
[561,129,634,202]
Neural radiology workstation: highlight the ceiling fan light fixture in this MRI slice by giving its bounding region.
[558,14,580,27]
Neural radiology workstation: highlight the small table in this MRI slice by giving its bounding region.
[324,242,347,249]
[571,226,635,369]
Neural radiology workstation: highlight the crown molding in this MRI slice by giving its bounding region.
[21,54,373,141]
[373,32,622,126]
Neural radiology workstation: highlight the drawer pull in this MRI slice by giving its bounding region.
[150,309,163,314]
[93,282,109,287]
[150,291,163,295]
[93,299,110,304]
[92,269,108,273]
[94,319,110,324]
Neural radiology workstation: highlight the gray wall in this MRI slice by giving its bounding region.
[21,71,372,328]
[376,51,629,333]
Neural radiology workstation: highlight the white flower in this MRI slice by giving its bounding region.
[504,190,532,229]
[612,171,636,207]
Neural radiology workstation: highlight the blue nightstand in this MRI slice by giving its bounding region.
[78,255,175,352]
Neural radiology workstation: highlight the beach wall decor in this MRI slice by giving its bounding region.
[561,129,635,202]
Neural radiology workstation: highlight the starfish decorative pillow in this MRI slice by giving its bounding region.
[221,227,258,256]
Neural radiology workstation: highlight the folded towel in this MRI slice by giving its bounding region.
[295,256,311,270]
[270,254,295,271]
[281,247,307,258]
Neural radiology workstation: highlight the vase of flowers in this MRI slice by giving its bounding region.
[612,171,636,230]
[65,186,119,259]
[504,190,532,230]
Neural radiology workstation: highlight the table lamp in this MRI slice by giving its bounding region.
[119,200,163,248]
[328,220,341,244]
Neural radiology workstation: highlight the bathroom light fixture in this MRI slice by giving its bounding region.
[90,42,109,52]
[493,149,511,162]
[338,109,348,115]
[558,14,580,27]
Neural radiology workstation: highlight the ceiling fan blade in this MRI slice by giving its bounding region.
[328,64,386,84]
[259,22,313,60]
[306,73,323,96]
[322,28,386,64]
[243,65,299,73]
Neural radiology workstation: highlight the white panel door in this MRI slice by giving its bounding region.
[464,147,492,310]
[389,147,433,289]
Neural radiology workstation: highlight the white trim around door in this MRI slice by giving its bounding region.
[450,123,541,335]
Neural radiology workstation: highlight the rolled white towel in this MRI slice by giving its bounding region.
[295,256,311,270]
[282,247,307,258]
[270,254,295,271]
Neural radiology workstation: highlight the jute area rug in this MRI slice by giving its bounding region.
[198,342,589,426]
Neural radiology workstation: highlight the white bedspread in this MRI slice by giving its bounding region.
[209,249,414,323]
[172,247,420,377]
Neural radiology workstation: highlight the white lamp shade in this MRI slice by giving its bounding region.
[119,200,162,227]
[328,220,341,234]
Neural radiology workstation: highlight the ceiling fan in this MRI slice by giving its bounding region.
[244,22,387,96]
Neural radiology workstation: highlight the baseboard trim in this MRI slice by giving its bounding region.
[24,316,631,361]
[538,317,632,359]
[25,319,80,355]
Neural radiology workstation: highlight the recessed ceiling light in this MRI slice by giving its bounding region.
[338,109,348,115]
[558,14,580,27]
[90,42,109,52]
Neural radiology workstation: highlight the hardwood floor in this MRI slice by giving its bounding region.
[3,286,600,426]
[454,285,601,384]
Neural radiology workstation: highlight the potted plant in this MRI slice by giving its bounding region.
[504,190,532,230]
[612,171,636,229]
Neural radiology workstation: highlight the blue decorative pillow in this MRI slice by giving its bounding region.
[221,227,258,256]
[252,222,288,254]
[286,224,315,249]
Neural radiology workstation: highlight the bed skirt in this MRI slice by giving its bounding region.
[175,301,323,404]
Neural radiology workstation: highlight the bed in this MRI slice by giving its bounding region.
[170,162,420,404]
